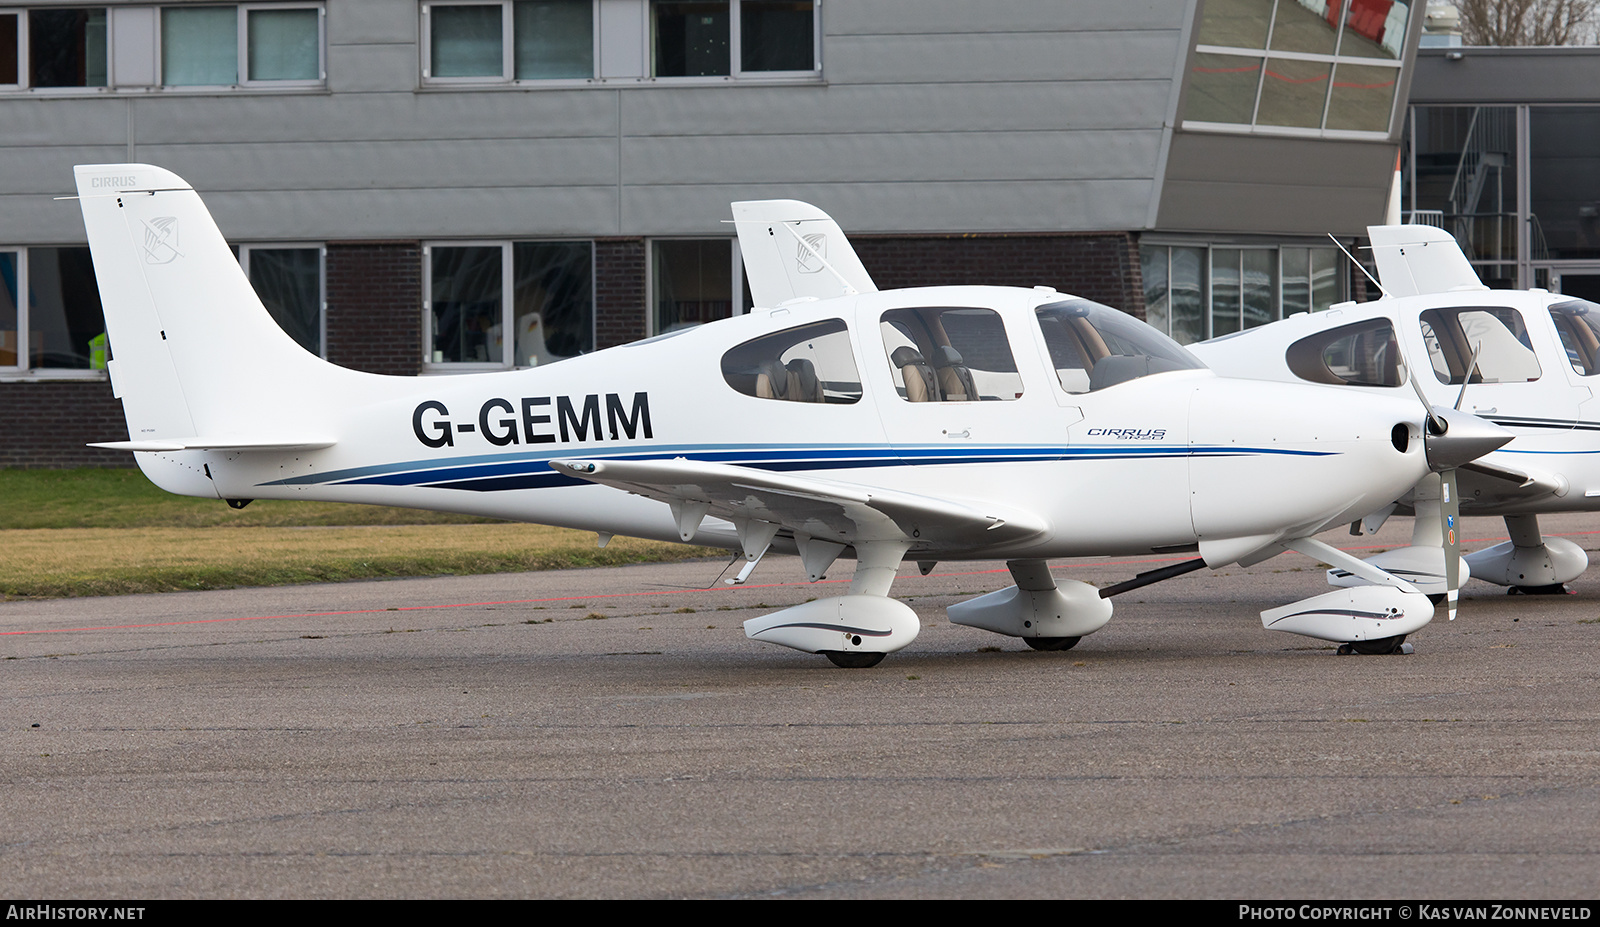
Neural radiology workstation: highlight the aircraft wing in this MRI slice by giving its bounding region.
[1457,454,1566,503]
[549,457,1047,550]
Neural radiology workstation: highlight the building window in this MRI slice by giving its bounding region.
[651,239,752,334]
[1,246,108,376]
[652,0,816,78]
[162,4,323,87]
[1141,242,1345,344]
[424,240,594,370]
[0,13,17,86]
[0,4,322,91]
[26,7,107,88]
[419,0,817,84]
[240,245,324,357]
[1184,0,1409,138]
[422,0,595,81]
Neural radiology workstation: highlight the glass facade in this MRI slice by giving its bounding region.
[1404,104,1600,292]
[1185,0,1409,137]
[244,247,323,356]
[427,241,594,368]
[1142,242,1345,344]
[652,239,752,334]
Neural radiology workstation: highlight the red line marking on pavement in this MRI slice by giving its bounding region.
[7,528,1594,637]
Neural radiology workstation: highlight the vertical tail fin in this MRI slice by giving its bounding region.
[75,164,362,448]
[732,200,877,308]
[1367,225,1487,298]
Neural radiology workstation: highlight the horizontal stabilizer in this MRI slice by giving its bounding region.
[550,456,1045,549]
[1368,225,1486,297]
[90,437,336,452]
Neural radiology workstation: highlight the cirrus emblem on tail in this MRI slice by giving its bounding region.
[796,233,826,273]
[142,216,181,264]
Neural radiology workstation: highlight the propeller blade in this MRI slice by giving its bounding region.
[1454,341,1483,412]
[1441,468,1461,621]
[1406,366,1449,436]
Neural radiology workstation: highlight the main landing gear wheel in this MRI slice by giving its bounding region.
[1338,635,1408,656]
[823,651,886,668]
[1024,636,1082,652]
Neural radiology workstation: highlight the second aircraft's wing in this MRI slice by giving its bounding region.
[1457,453,1567,504]
[549,456,1047,551]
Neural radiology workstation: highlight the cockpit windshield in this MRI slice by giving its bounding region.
[1548,298,1600,376]
[1034,298,1205,393]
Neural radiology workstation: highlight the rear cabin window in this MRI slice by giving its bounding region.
[1419,307,1541,384]
[879,307,1023,401]
[1285,319,1401,387]
[1548,299,1600,376]
[721,319,862,404]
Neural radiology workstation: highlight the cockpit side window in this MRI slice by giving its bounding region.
[1034,298,1202,393]
[721,319,862,404]
[1419,307,1541,384]
[1548,299,1600,376]
[879,307,1023,401]
[1285,319,1401,387]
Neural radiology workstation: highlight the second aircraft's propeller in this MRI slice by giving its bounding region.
[1405,361,1511,621]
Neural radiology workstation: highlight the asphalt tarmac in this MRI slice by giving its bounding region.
[3,515,1599,899]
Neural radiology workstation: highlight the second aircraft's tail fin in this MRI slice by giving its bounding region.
[1367,224,1487,298]
[732,200,877,308]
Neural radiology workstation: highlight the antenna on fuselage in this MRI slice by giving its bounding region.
[1328,233,1391,300]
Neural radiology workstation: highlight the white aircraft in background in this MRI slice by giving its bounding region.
[72,164,1507,666]
[1193,224,1600,599]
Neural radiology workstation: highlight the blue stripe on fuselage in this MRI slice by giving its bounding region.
[256,443,1334,492]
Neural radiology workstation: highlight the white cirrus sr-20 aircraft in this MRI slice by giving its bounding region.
[71,164,1508,666]
[1193,224,1600,603]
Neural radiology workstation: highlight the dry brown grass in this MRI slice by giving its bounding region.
[1,524,717,598]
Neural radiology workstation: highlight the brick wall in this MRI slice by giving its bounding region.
[325,242,423,376]
[0,379,129,467]
[595,238,647,349]
[853,232,1147,320]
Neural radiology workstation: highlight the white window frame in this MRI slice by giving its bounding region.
[0,4,325,93]
[238,243,327,358]
[648,0,820,82]
[646,236,749,337]
[237,2,325,87]
[0,6,111,95]
[421,0,599,86]
[0,244,109,382]
[419,0,822,87]
[157,2,326,90]
[0,8,23,90]
[422,239,597,374]
[1140,240,1348,344]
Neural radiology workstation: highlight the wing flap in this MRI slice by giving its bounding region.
[551,457,1046,549]
[1458,456,1566,501]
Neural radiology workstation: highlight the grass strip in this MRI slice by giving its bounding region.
[0,468,507,529]
[1,524,718,599]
